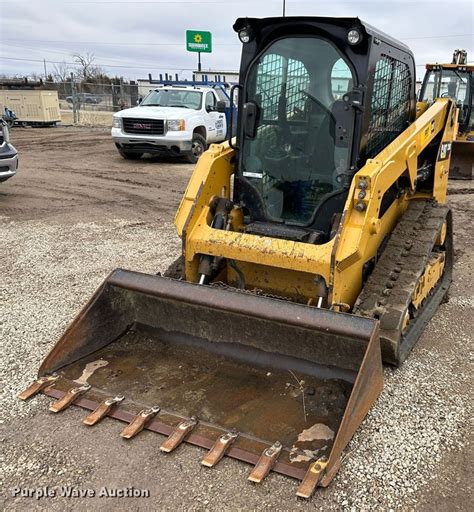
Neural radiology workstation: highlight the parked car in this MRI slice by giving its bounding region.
[111,83,232,163]
[0,120,18,183]
[66,93,102,104]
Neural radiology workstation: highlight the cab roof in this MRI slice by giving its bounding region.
[233,16,413,55]
[425,63,474,71]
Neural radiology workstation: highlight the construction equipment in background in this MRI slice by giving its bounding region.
[20,17,456,498]
[418,49,473,179]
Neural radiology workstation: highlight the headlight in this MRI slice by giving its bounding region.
[238,27,254,44]
[112,117,121,128]
[347,28,362,45]
[167,119,185,131]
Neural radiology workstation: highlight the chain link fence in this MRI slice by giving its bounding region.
[43,78,139,125]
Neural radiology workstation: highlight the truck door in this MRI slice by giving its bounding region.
[205,91,226,142]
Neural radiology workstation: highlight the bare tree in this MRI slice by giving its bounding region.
[72,52,103,81]
[53,60,71,82]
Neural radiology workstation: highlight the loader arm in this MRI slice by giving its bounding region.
[174,98,457,308]
[332,97,456,306]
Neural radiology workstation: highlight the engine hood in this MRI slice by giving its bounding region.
[114,106,198,120]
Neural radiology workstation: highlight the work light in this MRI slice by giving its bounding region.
[347,28,362,45]
[238,28,253,43]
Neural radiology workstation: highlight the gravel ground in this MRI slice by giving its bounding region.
[0,128,472,510]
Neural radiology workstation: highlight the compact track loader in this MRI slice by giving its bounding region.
[419,49,473,179]
[21,17,456,498]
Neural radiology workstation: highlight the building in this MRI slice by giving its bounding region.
[137,70,239,98]
[192,70,239,84]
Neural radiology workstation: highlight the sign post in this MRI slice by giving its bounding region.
[186,30,212,73]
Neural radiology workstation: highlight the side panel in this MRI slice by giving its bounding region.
[174,141,234,239]
[332,98,456,307]
[324,324,383,481]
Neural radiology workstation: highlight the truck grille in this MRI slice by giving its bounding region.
[122,118,165,135]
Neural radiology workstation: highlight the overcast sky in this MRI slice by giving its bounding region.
[0,0,472,82]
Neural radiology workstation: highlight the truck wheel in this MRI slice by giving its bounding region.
[186,134,206,164]
[118,148,143,160]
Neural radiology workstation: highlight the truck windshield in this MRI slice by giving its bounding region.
[141,89,203,110]
[241,37,355,225]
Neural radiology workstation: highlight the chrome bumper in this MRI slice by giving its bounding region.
[0,145,18,182]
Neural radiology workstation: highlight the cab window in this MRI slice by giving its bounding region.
[241,37,356,225]
[205,92,216,111]
[331,58,352,100]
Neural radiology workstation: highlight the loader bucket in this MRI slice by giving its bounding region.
[25,269,383,496]
[449,140,473,179]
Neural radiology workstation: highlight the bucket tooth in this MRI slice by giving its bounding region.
[296,458,328,499]
[19,375,58,401]
[202,430,239,468]
[120,407,160,439]
[83,395,125,426]
[160,417,198,453]
[49,384,91,413]
[248,441,282,483]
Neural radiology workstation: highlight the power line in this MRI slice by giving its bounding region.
[3,55,470,71]
[2,43,78,58]
[0,55,235,72]
[0,43,239,70]
[2,40,239,48]
[2,34,473,47]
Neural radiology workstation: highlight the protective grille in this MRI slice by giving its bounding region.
[122,118,165,135]
[255,54,310,120]
[366,55,411,158]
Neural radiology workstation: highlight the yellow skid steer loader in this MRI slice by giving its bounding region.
[20,17,456,498]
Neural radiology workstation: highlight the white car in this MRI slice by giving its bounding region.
[0,120,18,183]
[111,85,229,163]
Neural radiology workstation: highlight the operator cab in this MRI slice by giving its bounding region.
[419,56,473,135]
[230,17,416,243]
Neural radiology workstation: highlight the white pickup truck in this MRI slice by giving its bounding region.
[111,84,230,163]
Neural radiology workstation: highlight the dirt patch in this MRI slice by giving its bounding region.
[1,126,191,223]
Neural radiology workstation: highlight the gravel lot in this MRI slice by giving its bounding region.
[1,127,472,511]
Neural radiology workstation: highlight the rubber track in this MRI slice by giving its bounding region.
[354,200,451,365]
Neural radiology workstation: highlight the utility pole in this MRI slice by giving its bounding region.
[282,0,286,16]
[120,76,124,108]
[43,59,47,79]
[70,72,77,124]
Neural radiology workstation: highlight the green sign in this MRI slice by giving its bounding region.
[186,30,212,53]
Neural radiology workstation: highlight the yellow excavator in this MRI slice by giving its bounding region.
[418,49,473,179]
[20,17,456,498]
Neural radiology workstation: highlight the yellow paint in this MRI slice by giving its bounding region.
[437,222,447,246]
[174,99,455,308]
[416,101,429,119]
[412,253,446,310]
